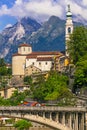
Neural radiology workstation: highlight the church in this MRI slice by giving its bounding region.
[12,5,73,77]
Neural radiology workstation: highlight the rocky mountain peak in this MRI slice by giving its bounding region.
[0,15,82,63]
[1,17,42,43]
[8,22,25,43]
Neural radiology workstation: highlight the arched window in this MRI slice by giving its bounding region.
[68,27,71,33]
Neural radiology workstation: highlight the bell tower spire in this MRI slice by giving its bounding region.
[65,4,73,57]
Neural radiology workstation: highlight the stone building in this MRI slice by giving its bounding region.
[12,43,65,77]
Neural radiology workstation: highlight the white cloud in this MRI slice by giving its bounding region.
[83,0,87,6]
[15,0,23,5]
[0,5,9,15]
[0,0,64,21]
[0,0,87,22]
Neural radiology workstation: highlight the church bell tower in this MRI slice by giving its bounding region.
[65,5,73,57]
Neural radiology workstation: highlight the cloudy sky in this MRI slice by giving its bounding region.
[0,0,87,31]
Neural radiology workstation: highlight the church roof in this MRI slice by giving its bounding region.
[26,51,63,61]
[13,51,63,58]
[26,51,62,57]
[18,43,31,47]
[37,57,53,61]
[12,53,27,56]
[26,55,37,59]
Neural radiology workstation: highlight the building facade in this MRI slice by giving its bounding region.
[12,43,65,77]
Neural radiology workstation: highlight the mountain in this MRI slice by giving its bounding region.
[0,16,80,63]
[73,15,87,26]
[2,17,41,41]
[0,17,42,62]
[27,16,65,52]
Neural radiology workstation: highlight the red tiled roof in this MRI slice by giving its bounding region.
[26,51,63,58]
[30,51,62,55]
[26,55,37,59]
[12,53,27,56]
[19,43,31,47]
[37,57,53,61]
[13,51,63,58]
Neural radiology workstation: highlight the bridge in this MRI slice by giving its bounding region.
[0,106,86,130]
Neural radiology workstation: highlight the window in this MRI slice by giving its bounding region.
[68,27,71,33]
[39,62,41,67]
[28,47,30,51]
[32,62,34,65]
[45,62,47,65]
[24,47,25,51]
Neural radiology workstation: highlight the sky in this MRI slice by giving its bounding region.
[0,0,87,32]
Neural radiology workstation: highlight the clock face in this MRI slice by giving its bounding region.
[68,27,71,33]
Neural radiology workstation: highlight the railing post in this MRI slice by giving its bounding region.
[80,113,85,130]
[36,112,38,118]
[75,112,78,130]
[3,119,6,125]
[62,112,65,126]
[43,112,45,120]
[56,112,59,123]
[69,113,72,129]
[50,112,52,121]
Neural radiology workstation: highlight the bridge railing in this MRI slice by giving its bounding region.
[0,106,86,112]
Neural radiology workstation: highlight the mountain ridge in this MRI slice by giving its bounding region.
[0,16,83,63]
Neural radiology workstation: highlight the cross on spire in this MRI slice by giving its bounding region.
[68,4,71,12]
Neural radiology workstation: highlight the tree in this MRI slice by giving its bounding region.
[33,71,74,105]
[68,26,87,64]
[0,97,10,106]
[14,119,32,130]
[0,58,5,67]
[0,66,7,76]
[67,26,87,92]
[7,68,12,75]
[73,54,87,91]
[9,90,26,106]
[24,76,32,85]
